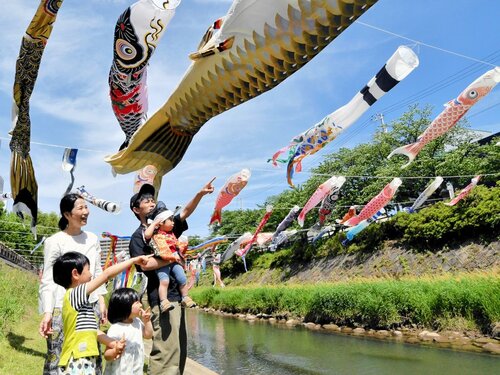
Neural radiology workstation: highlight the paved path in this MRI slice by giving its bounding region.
[144,339,218,374]
[184,358,218,375]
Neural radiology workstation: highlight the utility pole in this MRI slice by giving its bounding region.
[371,113,387,133]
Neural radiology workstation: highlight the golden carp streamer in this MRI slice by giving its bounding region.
[106,0,379,182]
[10,0,64,235]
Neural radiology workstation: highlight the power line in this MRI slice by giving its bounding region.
[355,21,498,67]
[0,220,59,230]
[0,136,108,154]
[468,101,500,119]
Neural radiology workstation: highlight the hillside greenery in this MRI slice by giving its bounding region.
[0,203,59,267]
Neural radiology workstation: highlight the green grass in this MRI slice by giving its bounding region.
[0,263,45,374]
[191,272,500,332]
[0,263,39,336]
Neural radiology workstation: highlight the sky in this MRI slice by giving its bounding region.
[0,0,499,253]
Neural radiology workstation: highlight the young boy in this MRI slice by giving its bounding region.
[144,203,196,313]
[53,251,150,374]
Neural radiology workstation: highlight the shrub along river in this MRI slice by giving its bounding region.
[186,309,498,375]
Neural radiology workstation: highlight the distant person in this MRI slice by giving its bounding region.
[195,258,202,287]
[129,180,214,375]
[186,255,199,291]
[52,252,150,374]
[211,247,225,288]
[144,205,196,313]
[39,193,108,375]
[104,288,153,375]
[176,235,190,265]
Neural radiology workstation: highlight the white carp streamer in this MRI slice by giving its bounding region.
[76,186,121,214]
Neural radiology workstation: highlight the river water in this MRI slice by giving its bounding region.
[186,309,498,375]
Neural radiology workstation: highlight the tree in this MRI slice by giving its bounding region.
[209,104,498,245]
[0,206,59,267]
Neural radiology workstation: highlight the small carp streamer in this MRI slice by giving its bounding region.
[102,232,146,294]
[188,236,228,252]
[76,186,122,214]
[133,164,158,193]
[388,67,500,168]
[343,209,384,244]
[298,176,346,227]
[312,226,334,243]
[270,230,298,251]
[337,206,356,224]
[220,232,252,263]
[252,232,274,247]
[110,0,181,149]
[408,176,444,212]
[210,169,251,225]
[445,176,481,206]
[345,178,402,227]
[317,188,341,227]
[271,45,419,186]
[10,0,65,236]
[446,182,455,200]
[62,148,78,195]
[105,0,379,185]
[236,205,273,258]
[270,205,300,249]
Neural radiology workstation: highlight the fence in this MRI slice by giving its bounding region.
[0,242,38,273]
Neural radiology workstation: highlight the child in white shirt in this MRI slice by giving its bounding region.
[104,288,153,375]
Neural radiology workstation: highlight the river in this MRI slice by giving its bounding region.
[186,309,498,374]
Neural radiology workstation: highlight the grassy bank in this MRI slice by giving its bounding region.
[0,263,45,374]
[0,263,39,335]
[190,271,500,333]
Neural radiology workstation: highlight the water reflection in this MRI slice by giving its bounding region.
[186,310,498,375]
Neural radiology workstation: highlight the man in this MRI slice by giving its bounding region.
[129,179,214,374]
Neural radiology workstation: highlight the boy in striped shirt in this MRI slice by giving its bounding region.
[53,252,150,374]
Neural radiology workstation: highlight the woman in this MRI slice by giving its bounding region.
[38,194,108,375]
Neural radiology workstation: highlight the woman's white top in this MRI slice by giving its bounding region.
[38,231,107,313]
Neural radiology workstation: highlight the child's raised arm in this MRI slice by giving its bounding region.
[143,220,157,241]
[86,255,151,296]
[140,307,153,340]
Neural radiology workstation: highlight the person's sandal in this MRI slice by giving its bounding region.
[160,299,175,313]
[181,296,197,308]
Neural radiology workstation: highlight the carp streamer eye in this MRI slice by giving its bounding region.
[116,39,137,61]
[467,90,478,99]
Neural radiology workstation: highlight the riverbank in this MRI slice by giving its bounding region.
[190,271,500,355]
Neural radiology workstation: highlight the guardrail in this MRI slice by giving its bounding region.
[0,242,38,273]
